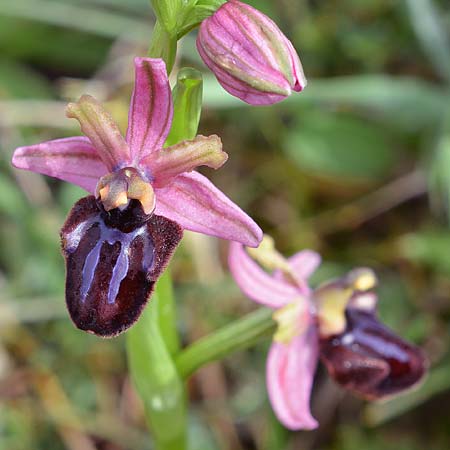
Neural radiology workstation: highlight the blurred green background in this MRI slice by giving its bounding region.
[1,0,450,449]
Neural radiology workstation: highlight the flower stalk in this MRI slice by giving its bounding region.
[148,20,177,74]
[154,270,180,356]
[126,275,187,450]
[176,307,276,378]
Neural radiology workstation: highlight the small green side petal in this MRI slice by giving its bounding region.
[66,95,130,170]
[144,134,228,187]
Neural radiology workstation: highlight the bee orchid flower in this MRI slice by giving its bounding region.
[229,238,427,430]
[12,57,262,337]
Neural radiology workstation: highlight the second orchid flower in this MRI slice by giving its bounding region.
[229,237,427,430]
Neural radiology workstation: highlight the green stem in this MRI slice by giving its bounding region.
[126,277,186,450]
[155,270,179,356]
[175,0,227,40]
[176,307,276,378]
[148,20,177,74]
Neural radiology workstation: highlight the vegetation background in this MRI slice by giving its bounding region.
[1,0,450,448]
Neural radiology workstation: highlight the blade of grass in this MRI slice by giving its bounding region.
[0,0,149,40]
[404,0,450,83]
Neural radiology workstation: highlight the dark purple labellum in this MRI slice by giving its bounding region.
[319,307,427,400]
[60,196,182,337]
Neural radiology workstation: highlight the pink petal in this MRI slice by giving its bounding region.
[228,241,299,308]
[12,137,108,193]
[126,58,173,162]
[267,326,319,430]
[141,135,227,187]
[273,250,321,294]
[66,95,130,171]
[289,250,321,280]
[154,172,262,247]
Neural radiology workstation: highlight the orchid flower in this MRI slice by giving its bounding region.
[229,238,427,430]
[12,57,262,337]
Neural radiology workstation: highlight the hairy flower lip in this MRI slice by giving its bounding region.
[319,302,428,400]
[60,196,183,337]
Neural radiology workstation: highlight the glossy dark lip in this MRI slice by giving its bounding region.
[60,196,183,338]
[319,307,428,400]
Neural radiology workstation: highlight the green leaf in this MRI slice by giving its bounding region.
[0,60,53,99]
[399,229,450,275]
[284,111,397,180]
[0,174,27,217]
[296,76,448,130]
[0,17,110,72]
[428,107,450,221]
[57,183,87,212]
[404,0,450,83]
[203,74,448,131]
[0,0,148,40]
[166,68,203,146]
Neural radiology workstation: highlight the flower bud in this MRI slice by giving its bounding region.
[196,0,306,105]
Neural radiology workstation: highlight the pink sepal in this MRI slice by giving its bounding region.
[12,136,108,193]
[126,58,173,162]
[267,326,319,430]
[228,242,299,307]
[273,250,321,293]
[288,250,321,279]
[155,172,262,247]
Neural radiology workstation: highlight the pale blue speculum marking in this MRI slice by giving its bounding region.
[65,215,155,304]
